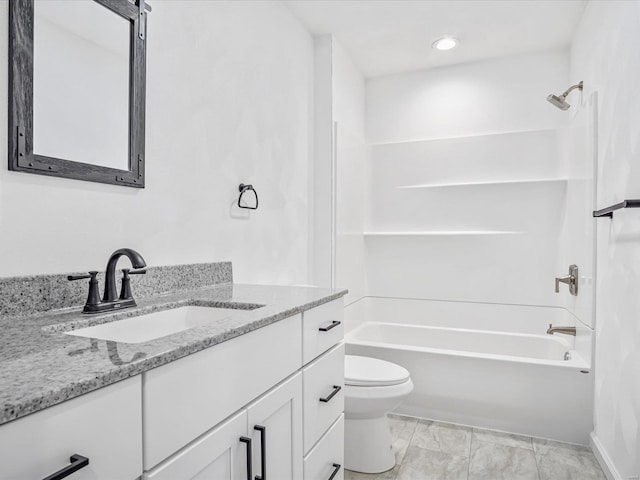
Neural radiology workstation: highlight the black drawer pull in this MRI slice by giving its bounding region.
[319,321,341,332]
[319,385,342,403]
[240,436,252,480]
[42,454,89,480]
[328,463,341,480]
[254,425,266,480]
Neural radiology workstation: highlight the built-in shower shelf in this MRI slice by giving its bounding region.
[397,178,568,189]
[363,231,525,237]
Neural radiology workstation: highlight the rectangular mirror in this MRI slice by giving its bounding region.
[9,0,150,188]
[34,1,130,170]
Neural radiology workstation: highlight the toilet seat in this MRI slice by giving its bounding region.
[345,355,410,387]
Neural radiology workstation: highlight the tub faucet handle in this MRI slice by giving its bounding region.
[555,265,578,296]
[555,275,571,292]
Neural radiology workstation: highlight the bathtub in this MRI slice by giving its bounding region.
[344,297,594,445]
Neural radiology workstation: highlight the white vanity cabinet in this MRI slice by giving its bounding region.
[142,314,303,469]
[0,376,142,480]
[143,297,345,480]
[0,296,345,480]
[246,373,303,480]
[144,373,302,480]
[301,299,345,480]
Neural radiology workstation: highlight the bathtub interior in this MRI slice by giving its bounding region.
[344,296,593,368]
[347,322,589,368]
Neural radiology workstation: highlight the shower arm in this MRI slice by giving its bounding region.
[560,81,584,98]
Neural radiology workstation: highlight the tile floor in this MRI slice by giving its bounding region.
[345,415,606,480]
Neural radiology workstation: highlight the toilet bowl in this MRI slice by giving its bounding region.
[344,355,414,474]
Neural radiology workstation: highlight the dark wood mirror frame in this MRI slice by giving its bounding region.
[8,0,150,188]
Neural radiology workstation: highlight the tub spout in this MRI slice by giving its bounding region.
[546,324,576,336]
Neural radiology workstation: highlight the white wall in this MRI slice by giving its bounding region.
[571,1,640,477]
[0,1,314,285]
[364,50,573,307]
[332,40,365,138]
[332,40,367,305]
[311,35,333,288]
[367,50,570,144]
[557,92,597,329]
[311,35,368,305]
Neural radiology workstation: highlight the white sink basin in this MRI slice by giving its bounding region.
[65,306,242,344]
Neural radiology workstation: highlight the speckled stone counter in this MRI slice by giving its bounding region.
[0,262,233,318]
[0,283,347,425]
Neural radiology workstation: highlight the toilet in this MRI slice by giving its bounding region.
[344,355,414,474]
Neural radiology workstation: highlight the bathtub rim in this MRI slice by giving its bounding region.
[344,296,594,331]
[346,321,591,370]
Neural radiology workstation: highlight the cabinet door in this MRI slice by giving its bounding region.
[143,314,302,469]
[247,373,303,480]
[144,410,249,480]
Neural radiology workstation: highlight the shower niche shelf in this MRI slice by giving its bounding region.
[397,178,569,190]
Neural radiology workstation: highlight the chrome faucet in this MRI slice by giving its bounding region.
[68,248,147,314]
[546,324,576,336]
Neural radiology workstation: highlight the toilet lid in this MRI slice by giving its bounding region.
[345,355,410,387]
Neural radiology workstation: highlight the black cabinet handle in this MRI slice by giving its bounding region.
[240,437,253,480]
[319,321,341,332]
[328,463,341,480]
[42,454,89,480]
[319,385,342,403]
[254,425,266,480]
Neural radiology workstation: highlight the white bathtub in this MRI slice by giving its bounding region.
[344,297,594,445]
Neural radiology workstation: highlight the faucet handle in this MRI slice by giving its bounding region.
[67,271,98,281]
[555,264,579,296]
[555,275,571,293]
[67,271,101,311]
[120,268,146,277]
[119,268,146,301]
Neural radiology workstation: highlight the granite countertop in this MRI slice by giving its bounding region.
[0,283,347,425]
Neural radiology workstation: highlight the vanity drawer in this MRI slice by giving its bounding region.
[143,314,302,469]
[303,298,344,364]
[303,343,345,453]
[0,376,142,480]
[303,415,344,480]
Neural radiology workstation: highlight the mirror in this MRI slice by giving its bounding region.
[34,1,130,170]
[9,0,150,188]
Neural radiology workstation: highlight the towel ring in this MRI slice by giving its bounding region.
[238,183,259,210]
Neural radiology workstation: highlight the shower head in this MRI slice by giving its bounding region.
[547,81,583,110]
[547,94,570,110]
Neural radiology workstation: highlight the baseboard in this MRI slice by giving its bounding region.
[591,432,623,480]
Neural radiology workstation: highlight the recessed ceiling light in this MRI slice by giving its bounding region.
[432,37,458,51]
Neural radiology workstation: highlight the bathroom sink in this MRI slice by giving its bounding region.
[65,306,248,344]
